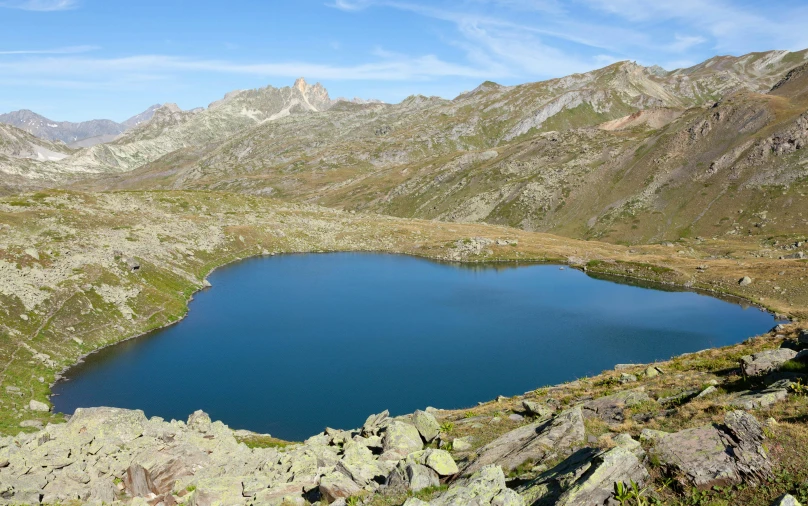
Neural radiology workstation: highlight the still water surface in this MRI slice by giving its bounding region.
[53,253,775,440]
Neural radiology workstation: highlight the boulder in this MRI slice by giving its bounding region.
[337,442,388,486]
[124,463,156,497]
[28,399,50,412]
[644,366,663,378]
[251,482,308,505]
[423,449,459,476]
[522,400,553,419]
[452,436,473,452]
[41,476,88,504]
[462,406,584,477]
[187,477,246,506]
[413,410,441,443]
[403,499,432,506]
[799,330,808,345]
[740,349,797,377]
[739,276,753,286]
[431,465,524,506]
[649,411,772,489]
[583,388,651,423]
[187,410,212,433]
[319,470,362,503]
[66,407,147,443]
[88,477,118,503]
[728,387,789,410]
[517,434,650,506]
[381,421,423,460]
[362,410,390,436]
[772,494,804,506]
[0,474,48,504]
[406,463,441,492]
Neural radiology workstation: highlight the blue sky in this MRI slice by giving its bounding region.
[1,0,808,122]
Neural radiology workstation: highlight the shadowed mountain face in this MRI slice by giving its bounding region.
[0,105,161,147]
[6,50,808,243]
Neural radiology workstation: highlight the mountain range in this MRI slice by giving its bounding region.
[3,49,808,245]
[0,104,161,148]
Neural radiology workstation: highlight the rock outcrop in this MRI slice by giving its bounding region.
[462,406,585,477]
[517,434,650,506]
[648,410,773,489]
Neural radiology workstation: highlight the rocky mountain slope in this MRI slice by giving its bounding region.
[53,78,335,174]
[62,49,808,245]
[0,124,79,195]
[0,105,161,147]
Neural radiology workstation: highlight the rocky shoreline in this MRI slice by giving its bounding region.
[3,325,808,505]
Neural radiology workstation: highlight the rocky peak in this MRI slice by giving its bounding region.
[293,77,332,111]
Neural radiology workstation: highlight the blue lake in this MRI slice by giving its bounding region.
[52,253,775,441]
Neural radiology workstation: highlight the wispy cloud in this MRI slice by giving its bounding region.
[0,52,496,90]
[0,45,97,55]
[0,0,78,11]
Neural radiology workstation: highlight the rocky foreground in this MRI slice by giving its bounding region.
[3,326,808,506]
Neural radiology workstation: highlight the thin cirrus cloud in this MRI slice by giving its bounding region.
[0,45,97,55]
[0,53,496,84]
[0,0,77,10]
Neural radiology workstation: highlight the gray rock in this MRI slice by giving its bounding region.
[251,482,308,505]
[407,463,440,492]
[362,409,390,436]
[462,406,584,477]
[508,414,524,422]
[413,409,441,443]
[403,499,432,506]
[432,465,524,506]
[319,470,362,503]
[583,388,652,423]
[66,406,147,443]
[452,436,473,452]
[799,330,808,345]
[19,419,43,429]
[0,474,48,505]
[772,494,804,506]
[88,477,118,504]
[517,435,649,506]
[187,476,245,506]
[337,442,388,486]
[728,387,789,410]
[124,463,156,497]
[696,386,718,398]
[187,410,212,433]
[644,366,664,378]
[619,373,638,384]
[28,399,49,412]
[740,348,797,377]
[381,421,423,460]
[649,410,772,489]
[739,276,753,286]
[522,400,553,419]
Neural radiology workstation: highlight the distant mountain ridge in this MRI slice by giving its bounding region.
[3,50,808,247]
[0,104,162,147]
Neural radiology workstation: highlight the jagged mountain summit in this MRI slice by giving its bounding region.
[54,77,338,174]
[0,104,162,148]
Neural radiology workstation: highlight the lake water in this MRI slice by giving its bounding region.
[52,253,775,441]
